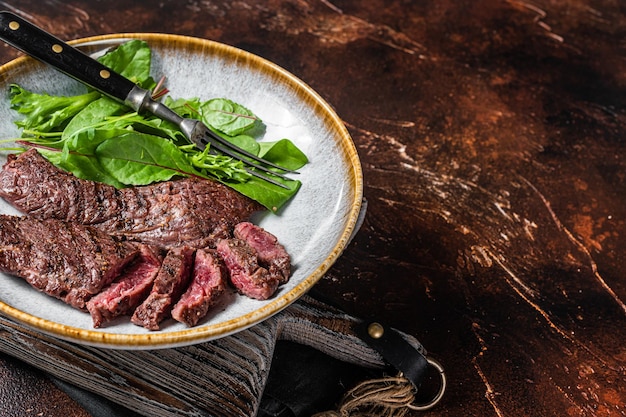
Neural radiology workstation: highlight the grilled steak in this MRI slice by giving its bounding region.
[86,245,162,327]
[171,249,226,327]
[0,214,138,309]
[131,246,194,330]
[0,152,293,329]
[0,150,263,249]
[234,222,290,284]
[216,238,280,300]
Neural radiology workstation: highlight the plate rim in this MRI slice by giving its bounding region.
[0,33,363,349]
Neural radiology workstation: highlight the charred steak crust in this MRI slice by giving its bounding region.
[0,152,296,329]
[0,215,138,309]
[216,238,280,301]
[0,150,263,248]
[171,249,227,327]
[131,246,195,330]
[86,245,162,328]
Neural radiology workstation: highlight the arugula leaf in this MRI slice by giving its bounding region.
[10,84,100,133]
[5,40,308,211]
[181,144,251,182]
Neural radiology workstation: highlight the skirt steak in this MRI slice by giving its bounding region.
[0,151,293,330]
[131,246,194,330]
[0,150,263,249]
[234,222,291,284]
[86,245,162,327]
[0,215,138,309]
[216,238,280,300]
[171,249,227,327]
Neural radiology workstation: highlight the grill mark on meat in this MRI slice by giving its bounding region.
[131,246,194,330]
[234,222,291,284]
[86,245,162,328]
[216,238,279,300]
[0,152,296,329]
[171,249,226,327]
[0,150,263,249]
[0,215,138,309]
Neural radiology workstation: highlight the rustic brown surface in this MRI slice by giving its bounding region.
[0,354,91,416]
[0,0,625,416]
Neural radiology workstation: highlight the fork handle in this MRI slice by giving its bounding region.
[0,11,143,105]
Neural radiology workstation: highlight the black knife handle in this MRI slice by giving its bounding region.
[0,11,136,103]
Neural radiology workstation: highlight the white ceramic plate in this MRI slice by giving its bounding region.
[0,34,362,349]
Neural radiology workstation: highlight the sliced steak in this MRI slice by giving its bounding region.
[234,222,290,284]
[0,214,138,309]
[216,238,279,300]
[86,245,162,328]
[171,249,226,327]
[131,246,194,330]
[0,150,263,249]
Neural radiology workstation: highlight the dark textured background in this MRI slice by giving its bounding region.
[0,1,625,415]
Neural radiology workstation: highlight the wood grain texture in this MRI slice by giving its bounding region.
[0,0,624,416]
[0,296,409,416]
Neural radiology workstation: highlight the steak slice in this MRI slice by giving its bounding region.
[86,245,162,328]
[0,150,263,249]
[0,214,138,309]
[171,249,226,327]
[233,222,290,284]
[131,246,194,330]
[216,238,279,300]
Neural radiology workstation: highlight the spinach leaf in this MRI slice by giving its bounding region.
[6,40,308,211]
[163,96,202,117]
[259,139,309,170]
[225,134,261,155]
[201,98,260,136]
[97,39,154,88]
[62,96,127,140]
[37,128,129,187]
[228,176,301,212]
[95,132,197,185]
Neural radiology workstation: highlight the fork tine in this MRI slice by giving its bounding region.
[245,168,292,189]
[211,142,296,184]
[204,128,299,174]
[0,13,299,190]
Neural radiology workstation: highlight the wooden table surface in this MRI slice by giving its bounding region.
[1,1,625,416]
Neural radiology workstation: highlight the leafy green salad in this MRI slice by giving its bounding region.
[3,40,308,211]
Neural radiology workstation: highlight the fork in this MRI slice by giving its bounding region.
[0,11,296,188]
